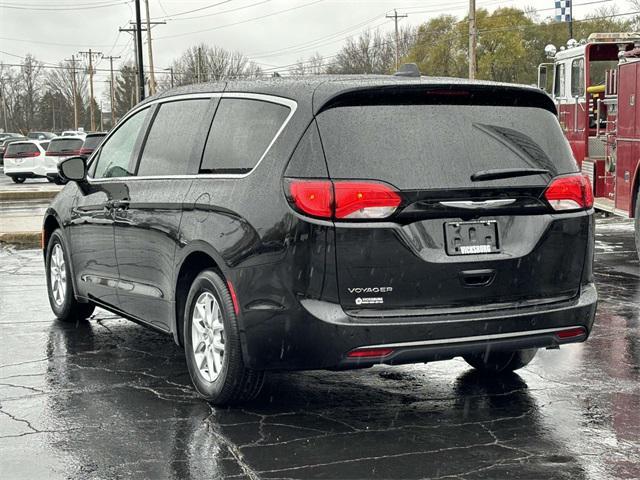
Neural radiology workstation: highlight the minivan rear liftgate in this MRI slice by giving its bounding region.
[289,86,594,317]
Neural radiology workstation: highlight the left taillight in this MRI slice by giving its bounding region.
[285,179,401,220]
[544,174,593,211]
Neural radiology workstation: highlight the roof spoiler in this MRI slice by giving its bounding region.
[316,84,557,115]
[393,63,420,78]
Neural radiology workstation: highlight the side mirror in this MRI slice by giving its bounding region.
[58,156,87,183]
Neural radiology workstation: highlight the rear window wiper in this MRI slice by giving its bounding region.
[471,168,551,182]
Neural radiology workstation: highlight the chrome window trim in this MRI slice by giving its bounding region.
[87,92,298,184]
[356,325,584,350]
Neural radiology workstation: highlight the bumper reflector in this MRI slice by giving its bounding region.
[556,327,586,339]
[347,348,394,358]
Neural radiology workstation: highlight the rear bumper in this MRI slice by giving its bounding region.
[239,282,597,370]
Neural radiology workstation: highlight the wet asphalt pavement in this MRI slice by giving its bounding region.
[0,218,638,480]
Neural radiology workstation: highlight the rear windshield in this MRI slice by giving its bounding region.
[6,143,38,155]
[316,105,577,189]
[83,135,106,150]
[48,138,83,153]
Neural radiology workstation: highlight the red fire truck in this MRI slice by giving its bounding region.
[538,33,640,256]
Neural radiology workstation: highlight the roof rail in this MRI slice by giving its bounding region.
[393,63,421,78]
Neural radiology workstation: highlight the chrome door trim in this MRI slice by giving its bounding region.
[87,92,298,184]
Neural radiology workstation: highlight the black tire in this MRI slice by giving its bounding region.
[463,348,537,374]
[183,269,264,405]
[635,190,640,261]
[11,177,25,184]
[47,177,55,183]
[46,229,95,322]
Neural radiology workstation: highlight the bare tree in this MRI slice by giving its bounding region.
[18,55,43,131]
[327,29,397,74]
[45,60,88,130]
[171,44,263,86]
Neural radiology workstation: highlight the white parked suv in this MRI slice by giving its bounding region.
[61,130,87,140]
[3,140,49,183]
[43,136,85,183]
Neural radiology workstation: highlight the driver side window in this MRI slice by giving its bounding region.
[91,107,151,179]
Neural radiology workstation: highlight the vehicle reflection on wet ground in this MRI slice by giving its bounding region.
[0,217,638,479]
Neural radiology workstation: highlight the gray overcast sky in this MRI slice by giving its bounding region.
[0,0,633,98]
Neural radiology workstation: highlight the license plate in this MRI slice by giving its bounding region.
[445,220,500,256]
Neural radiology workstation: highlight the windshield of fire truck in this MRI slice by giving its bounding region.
[590,60,618,86]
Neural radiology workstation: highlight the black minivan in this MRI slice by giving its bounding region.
[43,76,597,404]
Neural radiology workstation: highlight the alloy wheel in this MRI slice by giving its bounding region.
[191,292,225,382]
[49,243,67,306]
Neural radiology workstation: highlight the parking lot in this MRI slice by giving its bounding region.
[0,217,638,480]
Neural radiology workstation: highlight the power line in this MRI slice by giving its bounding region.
[164,0,272,22]
[0,0,131,11]
[155,0,326,40]
[151,0,233,19]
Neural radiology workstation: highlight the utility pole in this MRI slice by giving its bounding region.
[134,0,145,101]
[386,9,408,71]
[144,0,157,95]
[1,82,8,132]
[120,18,164,101]
[119,26,143,103]
[568,1,573,39]
[197,47,202,83]
[79,49,102,131]
[104,55,121,127]
[65,55,81,130]
[164,67,174,88]
[468,0,477,79]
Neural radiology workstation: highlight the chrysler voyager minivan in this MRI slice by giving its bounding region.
[43,76,597,404]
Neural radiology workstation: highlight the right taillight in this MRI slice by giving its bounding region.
[544,174,593,211]
[286,179,401,220]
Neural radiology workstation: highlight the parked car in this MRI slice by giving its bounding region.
[43,77,597,405]
[0,136,28,167]
[43,136,85,183]
[78,132,106,157]
[3,140,48,183]
[0,132,22,141]
[61,130,86,139]
[27,131,56,141]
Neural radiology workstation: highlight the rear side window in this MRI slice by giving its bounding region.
[316,104,577,190]
[6,143,38,156]
[137,99,210,177]
[200,98,289,174]
[47,138,83,153]
[83,135,106,150]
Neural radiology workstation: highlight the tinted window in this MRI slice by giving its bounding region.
[200,98,289,174]
[6,143,38,156]
[571,58,584,97]
[316,104,578,190]
[83,135,106,150]
[137,99,210,176]
[92,108,150,179]
[47,138,83,153]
